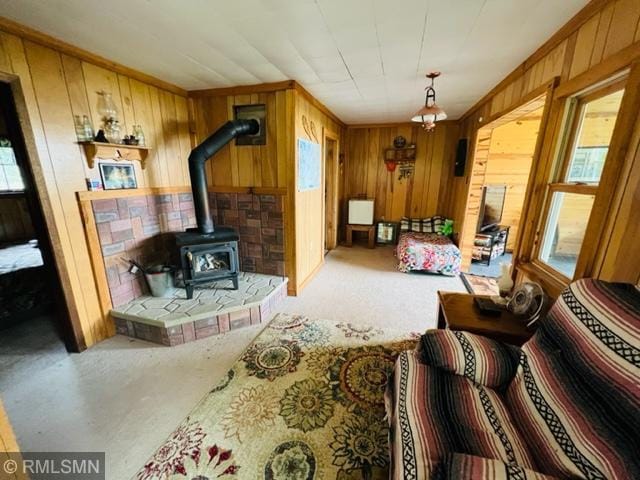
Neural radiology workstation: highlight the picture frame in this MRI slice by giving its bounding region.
[376,221,399,245]
[233,104,266,145]
[99,162,137,190]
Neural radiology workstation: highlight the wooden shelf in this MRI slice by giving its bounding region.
[79,141,151,169]
[384,145,416,163]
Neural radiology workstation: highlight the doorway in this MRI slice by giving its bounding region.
[459,94,549,281]
[0,81,71,353]
[323,131,339,252]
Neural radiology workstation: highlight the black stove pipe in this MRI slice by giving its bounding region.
[188,119,259,234]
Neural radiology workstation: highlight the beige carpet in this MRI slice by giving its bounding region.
[280,245,466,331]
[2,245,465,479]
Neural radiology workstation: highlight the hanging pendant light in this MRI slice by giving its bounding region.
[412,72,447,131]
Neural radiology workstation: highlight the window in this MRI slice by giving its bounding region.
[0,138,24,192]
[537,84,624,279]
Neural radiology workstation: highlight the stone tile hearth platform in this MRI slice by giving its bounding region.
[111,272,287,346]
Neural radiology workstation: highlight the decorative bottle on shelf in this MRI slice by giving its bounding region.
[134,125,145,146]
[74,115,86,141]
[82,115,94,141]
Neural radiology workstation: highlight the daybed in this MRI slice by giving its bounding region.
[396,215,461,276]
[385,279,640,479]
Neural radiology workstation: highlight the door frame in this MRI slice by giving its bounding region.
[458,85,554,274]
[323,129,340,251]
[0,74,83,351]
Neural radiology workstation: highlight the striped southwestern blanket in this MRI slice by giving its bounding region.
[386,279,640,479]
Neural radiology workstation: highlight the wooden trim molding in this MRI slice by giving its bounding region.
[77,185,287,202]
[460,0,616,121]
[77,197,114,338]
[555,41,640,98]
[188,80,346,128]
[292,82,346,128]
[517,261,568,299]
[548,183,598,195]
[480,79,558,128]
[0,16,187,96]
[189,80,296,98]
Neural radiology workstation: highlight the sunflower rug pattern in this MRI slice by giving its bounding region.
[134,313,419,480]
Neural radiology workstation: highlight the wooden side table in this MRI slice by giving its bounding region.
[436,291,534,346]
[345,224,375,248]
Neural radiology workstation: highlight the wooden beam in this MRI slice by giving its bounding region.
[0,16,187,96]
[292,82,346,128]
[460,0,616,121]
[188,80,296,98]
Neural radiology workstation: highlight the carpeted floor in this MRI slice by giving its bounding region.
[134,313,418,479]
[2,245,465,479]
[281,245,466,331]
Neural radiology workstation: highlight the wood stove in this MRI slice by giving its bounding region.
[176,119,259,299]
[175,228,240,299]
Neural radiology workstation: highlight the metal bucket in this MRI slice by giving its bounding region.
[145,266,174,297]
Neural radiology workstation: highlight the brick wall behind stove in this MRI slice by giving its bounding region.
[93,193,197,307]
[209,193,285,277]
[91,191,285,308]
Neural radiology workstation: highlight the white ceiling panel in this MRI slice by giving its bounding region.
[0,0,589,122]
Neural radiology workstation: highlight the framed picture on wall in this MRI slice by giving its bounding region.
[233,104,266,145]
[99,162,137,190]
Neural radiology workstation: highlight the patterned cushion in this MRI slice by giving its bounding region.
[421,215,445,234]
[506,279,640,479]
[418,330,521,389]
[435,453,560,480]
[411,218,421,232]
[387,351,536,480]
[401,216,410,231]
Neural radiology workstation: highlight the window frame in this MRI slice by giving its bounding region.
[0,139,25,193]
[533,77,627,281]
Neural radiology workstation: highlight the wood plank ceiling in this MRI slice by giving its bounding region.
[0,0,588,123]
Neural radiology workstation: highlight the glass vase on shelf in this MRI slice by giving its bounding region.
[74,115,86,141]
[134,125,145,146]
[82,115,94,142]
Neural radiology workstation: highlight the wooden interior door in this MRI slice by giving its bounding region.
[323,132,339,250]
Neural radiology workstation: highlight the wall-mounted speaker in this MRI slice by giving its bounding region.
[454,138,468,177]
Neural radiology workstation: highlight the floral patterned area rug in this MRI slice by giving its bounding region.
[134,313,419,480]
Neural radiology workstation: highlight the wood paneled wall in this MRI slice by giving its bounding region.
[344,122,459,222]
[189,83,345,295]
[0,194,34,243]
[190,90,293,189]
[451,0,640,289]
[483,110,543,250]
[294,90,345,291]
[0,27,190,348]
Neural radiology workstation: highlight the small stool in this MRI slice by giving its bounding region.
[345,224,375,248]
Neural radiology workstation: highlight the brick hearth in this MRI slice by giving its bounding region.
[111,273,287,346]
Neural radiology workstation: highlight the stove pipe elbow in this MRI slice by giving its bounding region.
[188,119,259,234]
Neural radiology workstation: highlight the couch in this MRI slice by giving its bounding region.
[385,279,640,479]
